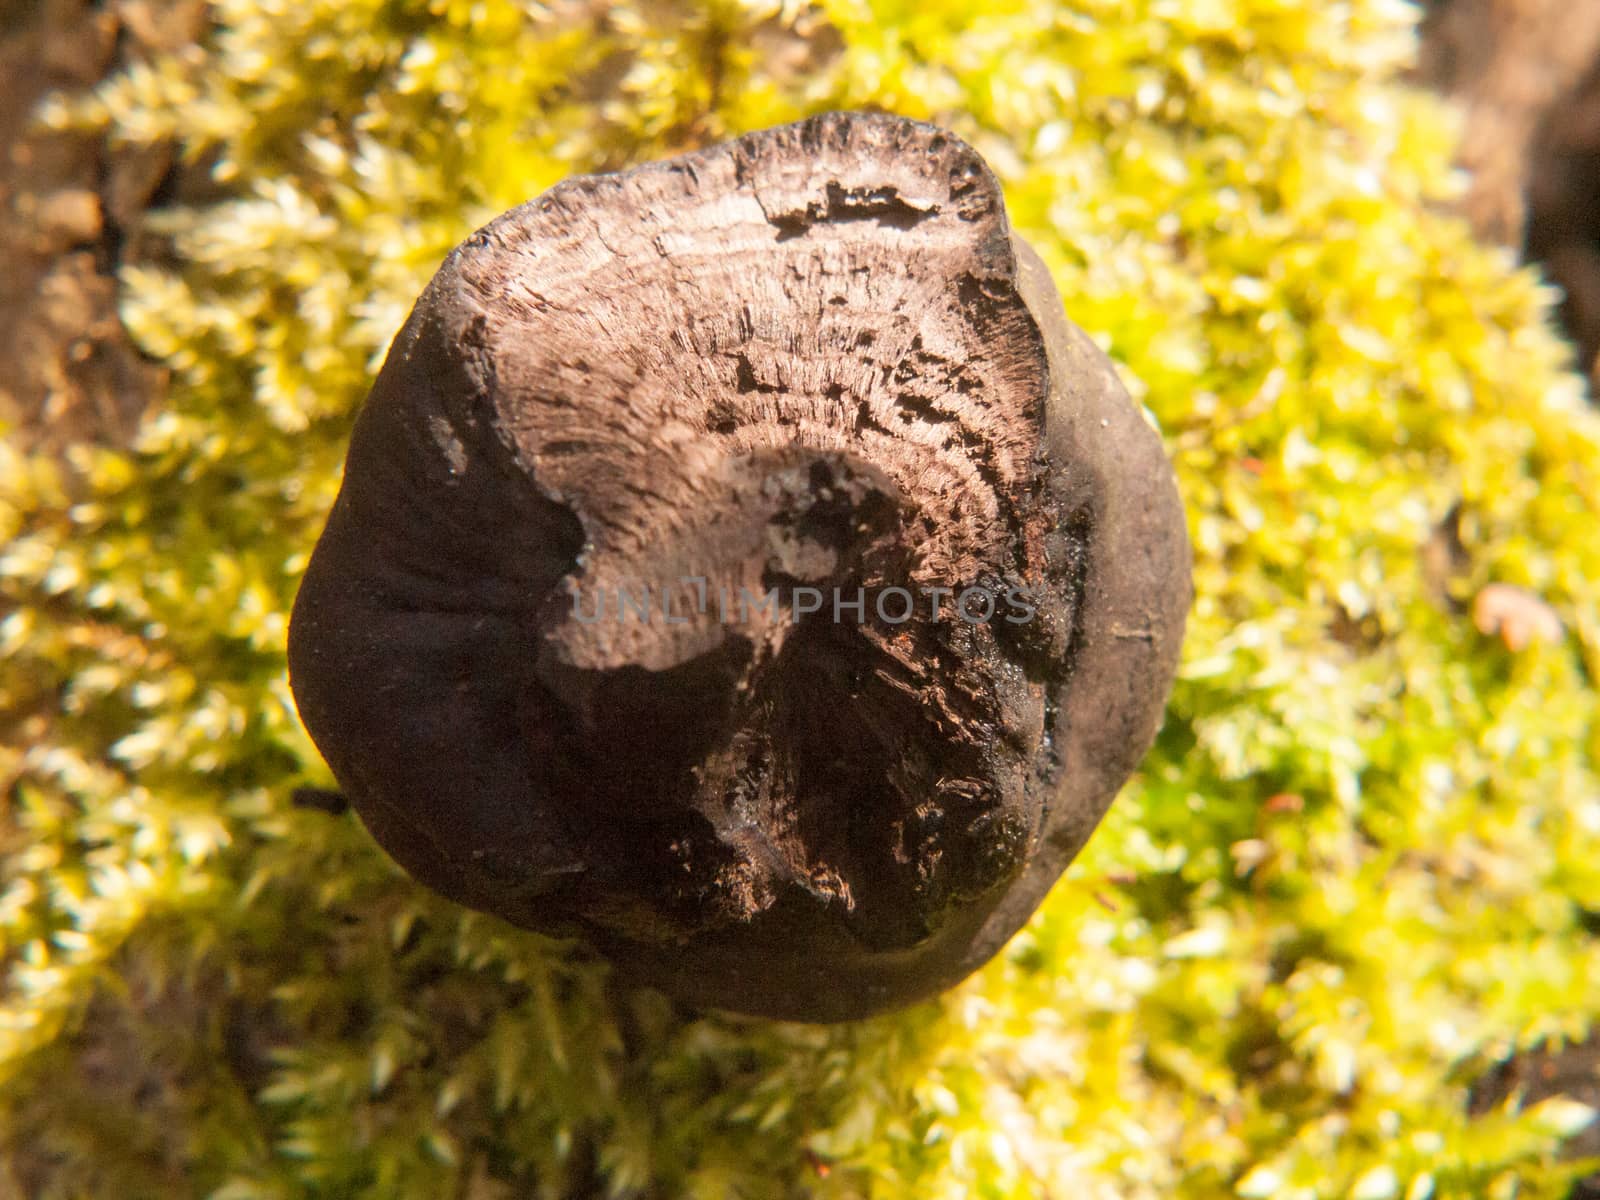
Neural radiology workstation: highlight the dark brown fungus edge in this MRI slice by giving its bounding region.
[287,111,1191,1022]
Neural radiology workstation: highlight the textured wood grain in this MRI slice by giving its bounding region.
[288,111,1191,1020]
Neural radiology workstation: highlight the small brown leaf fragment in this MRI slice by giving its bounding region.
[1472,582,1563,651]
[1421,501,1470,613]
[1229,839,1271,876]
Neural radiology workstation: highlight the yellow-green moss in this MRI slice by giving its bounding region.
[3,1,1599,1196]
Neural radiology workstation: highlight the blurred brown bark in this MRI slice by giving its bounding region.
[0,0,207,455]
[1421,0,1600,388]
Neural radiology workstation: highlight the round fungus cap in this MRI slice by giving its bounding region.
[287,111,1191,1022]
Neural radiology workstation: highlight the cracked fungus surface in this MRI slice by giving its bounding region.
[287,112,1189,1020]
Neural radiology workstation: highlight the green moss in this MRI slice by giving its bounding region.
[3,0,1599,1196]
